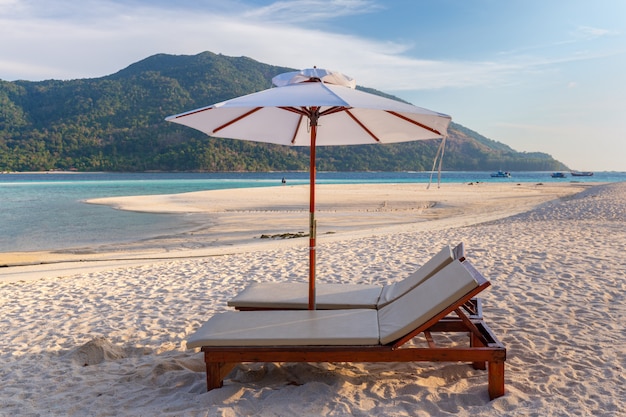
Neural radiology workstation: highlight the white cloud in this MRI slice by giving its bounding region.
[574,25,617,39]
[0,1,517,89]
[0,0,620,93]
[242,0,383,22]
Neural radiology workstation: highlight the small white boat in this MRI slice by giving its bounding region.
[491,170,511,178]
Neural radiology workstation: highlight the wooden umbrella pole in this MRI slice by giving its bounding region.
[308,108,319,310]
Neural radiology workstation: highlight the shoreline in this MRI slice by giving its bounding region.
[0,181,595,281]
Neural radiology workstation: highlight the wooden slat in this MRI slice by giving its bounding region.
[454,307,490,346]
[202,345,505,364]
[423,331,437,349]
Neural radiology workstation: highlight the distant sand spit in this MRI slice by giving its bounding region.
[2,182,588,272]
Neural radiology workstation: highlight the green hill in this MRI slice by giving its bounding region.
[0,52,567,172]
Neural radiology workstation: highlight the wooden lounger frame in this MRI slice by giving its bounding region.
[199,261,506,400]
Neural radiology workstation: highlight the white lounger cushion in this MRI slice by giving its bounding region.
[187,309,379,348]
[227,245,455,310]
[228,282,382,309]
[187,260,480,349]
[378,260,478,345]
[376,245,454,308]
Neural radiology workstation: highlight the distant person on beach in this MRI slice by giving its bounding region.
[281,177,286,185]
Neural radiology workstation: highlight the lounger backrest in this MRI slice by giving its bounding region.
[376,245,454,308]
[377,260,478,345]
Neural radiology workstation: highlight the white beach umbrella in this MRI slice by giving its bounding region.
[166,67,451,309]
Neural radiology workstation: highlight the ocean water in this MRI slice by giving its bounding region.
[1,171,624,252]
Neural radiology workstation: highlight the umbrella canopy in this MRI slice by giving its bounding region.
[166,68,451,309]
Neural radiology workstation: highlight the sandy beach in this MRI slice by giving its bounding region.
[1,181,624,416]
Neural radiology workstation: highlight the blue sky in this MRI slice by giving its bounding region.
[1,0,624,171]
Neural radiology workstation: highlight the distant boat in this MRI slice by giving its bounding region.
[571,171,593,177]
[491,170,511,178]
[551,172,567,178]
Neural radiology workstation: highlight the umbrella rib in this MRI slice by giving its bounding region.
[213,107,263,134]
[345,109,381,142]
[319,106,348,117]
[290,114,304,144]
[385,110,444,136]
[277,107,311,145]
[279,106,309,117]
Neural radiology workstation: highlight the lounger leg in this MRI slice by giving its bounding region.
[470,332,487,370]
[204,361,237,391]
[488,361,505,400]
[206,362,224,391]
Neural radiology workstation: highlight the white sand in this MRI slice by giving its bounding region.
[1,182,624,416]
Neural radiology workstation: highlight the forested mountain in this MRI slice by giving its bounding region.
[0,52,567,172]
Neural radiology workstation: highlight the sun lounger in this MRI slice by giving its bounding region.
[228,243,467,310]
[187,259,506,399]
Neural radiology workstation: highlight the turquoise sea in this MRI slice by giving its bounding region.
[1,171,624,253]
